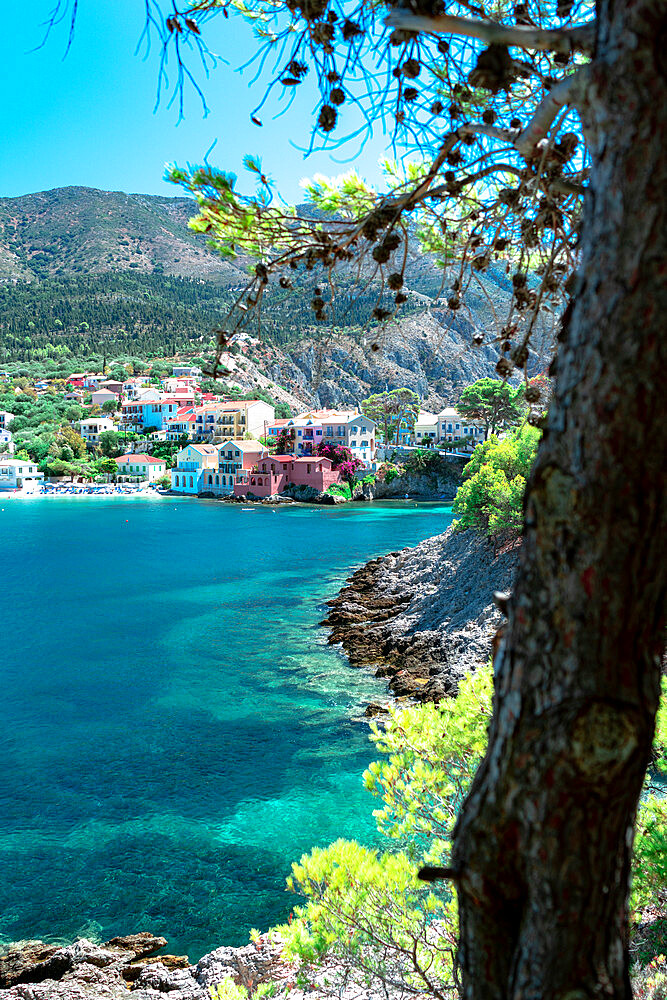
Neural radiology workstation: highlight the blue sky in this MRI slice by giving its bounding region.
[0,1,388,203]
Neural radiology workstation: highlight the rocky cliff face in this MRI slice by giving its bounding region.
[260,310,506,412]
[322,527,520,704]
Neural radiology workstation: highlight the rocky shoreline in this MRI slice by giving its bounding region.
[0,933,307,1000]
[322,526,521,706]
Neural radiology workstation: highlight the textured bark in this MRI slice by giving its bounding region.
[451,3,667,999]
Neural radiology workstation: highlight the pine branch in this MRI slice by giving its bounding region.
[383,10,596,56]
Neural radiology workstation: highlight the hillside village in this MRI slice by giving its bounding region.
[0,364,492,499]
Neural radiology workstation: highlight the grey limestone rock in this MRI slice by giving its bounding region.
[323,526,520,700]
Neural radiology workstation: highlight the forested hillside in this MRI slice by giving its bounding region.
[0,185,553,406]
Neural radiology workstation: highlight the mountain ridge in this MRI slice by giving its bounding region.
[0,185,551,410]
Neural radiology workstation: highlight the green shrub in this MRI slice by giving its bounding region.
[452,424,540,540]
[275,667,667,994]
[209,978,248,1000]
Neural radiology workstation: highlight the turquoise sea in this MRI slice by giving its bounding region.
[0,497,453,959]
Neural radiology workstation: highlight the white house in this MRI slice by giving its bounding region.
[79,417,116,447]
[0,458,43,492]
[345,415,377,465]
[414,411,439,446]
[436,408,486,450]
[0,411,15,430]
[171,444,219,494]
[319,412,377,466]
[114,454,167,483]
[172,365,202,379]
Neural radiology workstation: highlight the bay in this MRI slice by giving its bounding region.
[0,497,453,959]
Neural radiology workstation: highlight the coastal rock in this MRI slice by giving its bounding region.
[0,935,190,998]
[0,940,121,989]
[322,527,520,700]
[193,938,287,990]
[105,934,167,960]
[131,962,200,995]
[0,944,60,989]
[360,466,464,502]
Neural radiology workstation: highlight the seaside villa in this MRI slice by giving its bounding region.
[170,444,219,494]
[264,410,377,465]
[233,454,341,498]
[200,439,268,495]
[114,454,167,483]
[0,458,44,492]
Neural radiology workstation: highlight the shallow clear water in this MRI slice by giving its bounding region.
[0,497,453,959]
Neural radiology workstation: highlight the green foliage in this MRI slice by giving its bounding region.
[631,677,667,920]
[376,462,402,484]
[361,389,420,445]
[278,668,492,997]
[656,676,667,776]
[0,274,239,361]
[98,430,122,458]
[632,953,667,998]
[452,424,541,539]
[403,450,457,480]
[94,457,118,475]
[365,668,492,859]
[632,798,667,916]
[325,482,352,500]
[254,982,278,999]
[277,664,667,992]
[209,977,248,1000]
[457,379,526,438]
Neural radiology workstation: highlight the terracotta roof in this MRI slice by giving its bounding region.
[115,454,165,465]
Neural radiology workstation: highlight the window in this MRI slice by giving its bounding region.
[307,464,311,473]
[361,440,368,447]
[350,440,357,447]
[189,477,193,488]
[235,450,240,457]
[208,474,213,484]
[215,475,219,485]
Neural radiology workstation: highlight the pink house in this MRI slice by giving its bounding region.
[233,454,342,497]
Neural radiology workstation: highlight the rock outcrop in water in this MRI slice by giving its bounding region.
[322,526,520,702]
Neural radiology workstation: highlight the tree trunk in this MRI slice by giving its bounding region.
[452,3,667,998]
